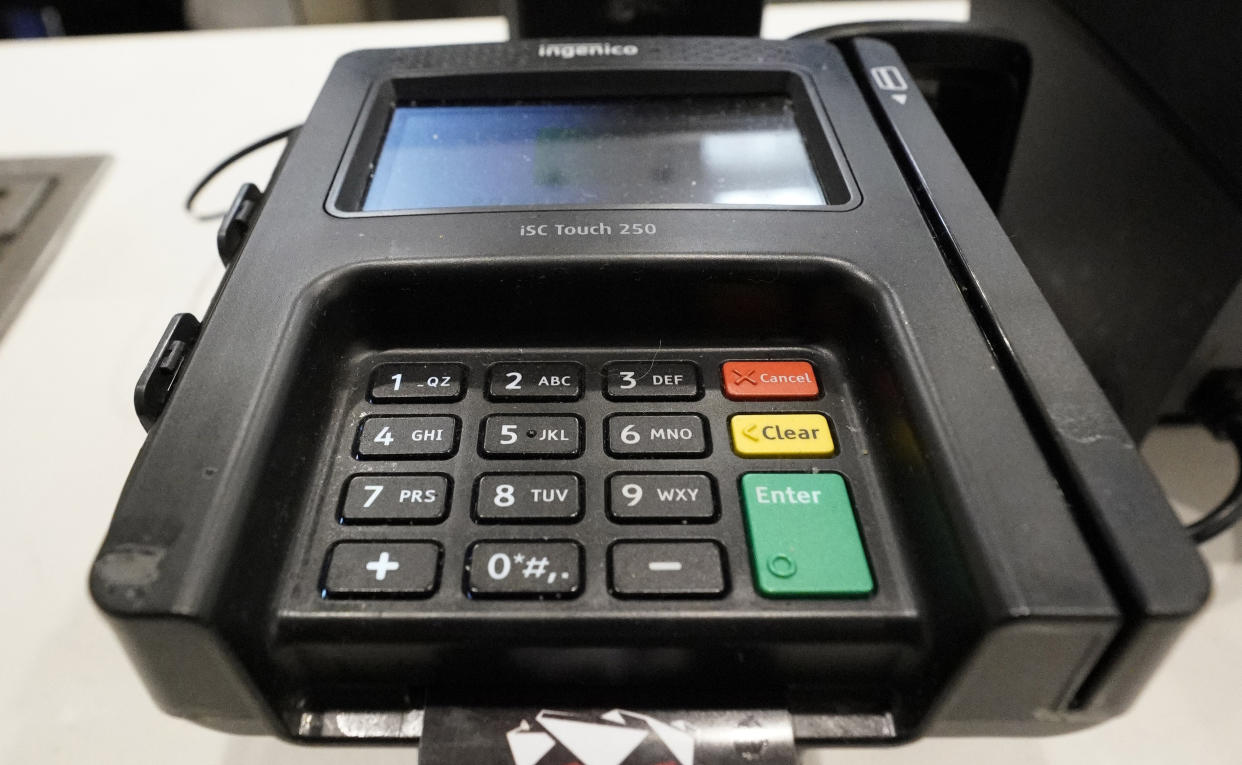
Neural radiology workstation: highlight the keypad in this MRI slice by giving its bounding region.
[313,352,873,607]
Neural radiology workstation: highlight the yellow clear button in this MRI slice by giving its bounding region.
[729,413,835,458]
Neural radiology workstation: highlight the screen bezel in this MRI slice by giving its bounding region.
[328,69,858,217]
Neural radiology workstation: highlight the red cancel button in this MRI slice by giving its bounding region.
[722,360,820,400]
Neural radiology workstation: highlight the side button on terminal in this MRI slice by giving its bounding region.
[133,312,201,431]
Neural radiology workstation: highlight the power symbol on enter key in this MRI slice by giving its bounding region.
[767,554,798,578]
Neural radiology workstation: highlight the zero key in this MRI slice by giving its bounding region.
[466,540,582,598]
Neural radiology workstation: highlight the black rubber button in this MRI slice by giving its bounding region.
[322,542,441,598]
[606,414,708,457]
[466,540,582,598]
[487,362,582,401]
[604,361,700,400]
[475,474,582,522]
[341,474,450,523]
[370,362,466,402]
[607,474,716,521]
[609,541,727,598]
[480,414,583,458]
[355,415,458,459]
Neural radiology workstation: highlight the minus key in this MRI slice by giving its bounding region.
[609,541,727,598]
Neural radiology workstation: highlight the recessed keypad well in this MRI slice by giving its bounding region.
[308,350,877,612]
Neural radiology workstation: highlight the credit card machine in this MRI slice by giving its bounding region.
[90,37,1209,749]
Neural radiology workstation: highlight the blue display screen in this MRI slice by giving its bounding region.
[362,96,827,211]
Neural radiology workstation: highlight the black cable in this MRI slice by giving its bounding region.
[1185,423,1242,543]
[184,125,300,220]
[1184,370,1242,544]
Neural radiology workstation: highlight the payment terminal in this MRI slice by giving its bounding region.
[90,36,1209,754]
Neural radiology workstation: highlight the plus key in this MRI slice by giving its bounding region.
[322,542,441,598]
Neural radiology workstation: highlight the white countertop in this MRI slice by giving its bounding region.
[1,4,1238,763]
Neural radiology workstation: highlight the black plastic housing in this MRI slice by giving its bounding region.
[973,0,1242,435]
[90,37,1208,743]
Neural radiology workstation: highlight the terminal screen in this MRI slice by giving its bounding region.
[362,96,828,210]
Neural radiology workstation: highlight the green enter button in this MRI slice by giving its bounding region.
[740,473,873,597]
